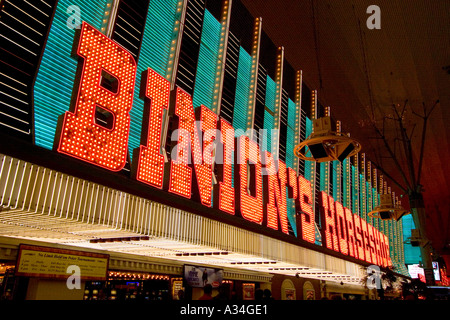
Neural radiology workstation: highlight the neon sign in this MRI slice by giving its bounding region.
[55,22,392,267]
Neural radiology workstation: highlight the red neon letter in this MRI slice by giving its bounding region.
[367,224,379,265]
[287,168,298,200]
[353,214,365,261]
[382,233,393,266]
[297,175,315,243]
[262,152,289,234]
[320,192,339,252]
[360,219,373,263]
[213,119,235,214]
[133,68,170,188]
[56,22,136,171]
[344,207,356,258]
[334,201,348,255]
[373,228,383,266]
[378,231,387,267]
[235,135,263,224]
[168,89,216,207]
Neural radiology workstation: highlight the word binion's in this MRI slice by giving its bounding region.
[55,22,392,268]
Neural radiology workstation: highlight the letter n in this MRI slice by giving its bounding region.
[235,135,263,224]
[262,151,289,234]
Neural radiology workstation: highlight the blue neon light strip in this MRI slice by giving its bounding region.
[342,158,350,209]
[332,162,338,200]
[192,10,221,110]
[34,0,109,150]
[285,98,296,169]
[360,174,366,220]
[232,47,252,133]
[263,76,276,153]
[352,165,359,216]
[320,163,327,192]
[303,117,313,182]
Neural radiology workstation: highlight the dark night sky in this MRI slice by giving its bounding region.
[239,0,450,255]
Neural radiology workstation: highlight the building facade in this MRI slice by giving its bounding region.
[0,0,410,300]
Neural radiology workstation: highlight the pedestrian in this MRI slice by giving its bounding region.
[263,289,274,301]
[214,283,230,300]
[199,284,213,300]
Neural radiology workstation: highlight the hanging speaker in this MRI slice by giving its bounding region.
[338,143,355,162]
[308,142,328,159]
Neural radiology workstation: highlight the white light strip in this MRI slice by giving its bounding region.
[117,15,140,34]
[113,31,138,49]
[115,23,140,41]
[24,0,49,17]
[0,82,28,96]
[2,11,43,36]
[0,73,27,87]
[0,112,29,124]
[0,122,30,134]
[0,34,37,56]
[40,0,51,8]
[0,101,28,114]
[5,2,45,26]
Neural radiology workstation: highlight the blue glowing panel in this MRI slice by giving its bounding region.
[34,0,109,150]
[192,10,221,110]
[232,47,252,134]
